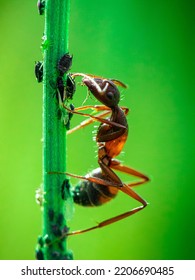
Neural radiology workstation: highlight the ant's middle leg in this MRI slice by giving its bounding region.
[49,165,146,206]
[110,159,150,188]
[98,159,147,206]
[48,170,120,188]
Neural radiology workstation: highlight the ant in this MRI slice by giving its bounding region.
[51,73,150,236]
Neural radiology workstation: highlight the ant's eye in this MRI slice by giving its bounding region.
[106,92,113,99]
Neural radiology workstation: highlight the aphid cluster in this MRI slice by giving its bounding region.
[35,53,76,128]
[35,53,75,102]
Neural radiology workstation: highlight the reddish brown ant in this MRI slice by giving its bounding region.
[51,73,149,236]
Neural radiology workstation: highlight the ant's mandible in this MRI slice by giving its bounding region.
[52,73,150,236]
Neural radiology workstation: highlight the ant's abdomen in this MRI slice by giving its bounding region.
[72,168,118,207]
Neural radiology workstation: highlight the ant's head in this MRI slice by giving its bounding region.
[70,73,127,108]
[83,77,120,108]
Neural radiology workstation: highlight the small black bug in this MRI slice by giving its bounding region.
[65,104,75,130]
[57,76,65,101]
[56,74,76,102]
[35,61,43,83]
[61,179,72,200]
[36,248,44,260]
[37,0,45,15]
[58,53,73,75]
[66,74,76,100]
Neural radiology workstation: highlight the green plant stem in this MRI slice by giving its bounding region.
[40,0,72,260]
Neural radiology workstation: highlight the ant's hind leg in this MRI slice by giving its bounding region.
[67,204,145,236]
[48,168,147,237]
[66,181,147,236]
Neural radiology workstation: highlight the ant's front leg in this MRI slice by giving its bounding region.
[66,105,111,135]
[63,104,126,134]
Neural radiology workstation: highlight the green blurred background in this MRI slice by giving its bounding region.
[0,0,194,260]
